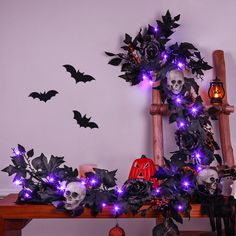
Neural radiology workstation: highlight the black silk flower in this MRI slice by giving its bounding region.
[145,42,159,60]
[122,179,152,205]
[175,130,200,151]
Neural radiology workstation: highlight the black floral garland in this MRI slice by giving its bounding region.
[2,10,236,236]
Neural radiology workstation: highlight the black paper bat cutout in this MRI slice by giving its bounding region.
[29,90,58,103]
[73,110,99,129]
[63,64,95,83]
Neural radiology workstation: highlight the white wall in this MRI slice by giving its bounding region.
[0,0,236,235]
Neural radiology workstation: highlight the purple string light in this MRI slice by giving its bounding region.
[14,179,23,186]
[177,120,187,129]
[177,204,183,211]
[114,205,120,212]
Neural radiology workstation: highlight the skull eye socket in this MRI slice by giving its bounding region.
[171,80,176,84]
[65,190,71,196]
[72,192,79,198]
[210,177,215,182]
[144,163,150,168]
[177,80,183,84]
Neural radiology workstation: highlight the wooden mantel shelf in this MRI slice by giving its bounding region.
[0,194,205,219]
[0,194,207,236]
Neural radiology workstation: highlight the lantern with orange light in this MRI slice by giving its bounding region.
[208,77,225,104]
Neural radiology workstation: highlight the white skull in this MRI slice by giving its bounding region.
[167,70,185,94]
[64,181,86,210]
[197,168,219,194]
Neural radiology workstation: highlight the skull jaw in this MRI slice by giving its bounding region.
[170,86,182,95]
[205,182,218,195]
[64,200,81,210]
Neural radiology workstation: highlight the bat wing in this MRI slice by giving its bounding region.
[73,110,83,126]
[63,64,77,80]
[80,74,96,83]
[88,121,99,129]
[46,90,58,99]
[29,92,41,100]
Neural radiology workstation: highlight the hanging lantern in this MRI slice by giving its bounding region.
[208,77,225,104]
[109,224,125,236]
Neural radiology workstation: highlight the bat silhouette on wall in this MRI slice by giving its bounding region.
[29,90,59,103]
[73,110,99,129]
[63,64,95,84]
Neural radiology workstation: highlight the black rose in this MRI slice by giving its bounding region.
[122,179,152,205]
[175,130,200,151]
[145,42,159,59]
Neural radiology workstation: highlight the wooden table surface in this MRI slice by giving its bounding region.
[0,194,209,236]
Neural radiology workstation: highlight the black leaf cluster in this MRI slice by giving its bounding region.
[106,10,212,86]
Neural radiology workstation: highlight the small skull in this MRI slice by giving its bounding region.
[197,168,219,195]
[167,69,185,94]
[64,181,86,210]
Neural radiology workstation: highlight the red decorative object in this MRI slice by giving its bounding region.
[109,224,125,236]
[128,155,158,187]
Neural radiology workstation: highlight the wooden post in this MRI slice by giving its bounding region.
[213,50,235,166]
[151,82,164,166]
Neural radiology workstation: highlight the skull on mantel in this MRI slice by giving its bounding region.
[197,168,219,195]
[64,181,86,210]
[166,69,185,95]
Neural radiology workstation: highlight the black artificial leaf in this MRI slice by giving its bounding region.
[123,33,132,44]
[180,42,197,51]
[48,155,65,172]
[11,155,27,168]
[121,46,130,51]
[108,57,122,66]
[212,140,220,150]
[94,168,117,188]
[172,209,183,224]
[174,14,180,21]
[208,106,219,120]
[105,51,115,56]
[1,165,17,176]
[18,144,26,153]
[195,96,203,104]
[133,30,143,44]
[185,78,199,94]
[194,51,201,59]
[169,112,178,123]
[163,157,171,168]
[32,153,49,171]
[214,154,223,165]
[172,23,180,28]
[152,166,171,180]
[121,63,132,72]
[27,149,34,158]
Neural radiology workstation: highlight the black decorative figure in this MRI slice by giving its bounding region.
[73,110,99,129]
[29,90,58,103]
[63,65,95,83]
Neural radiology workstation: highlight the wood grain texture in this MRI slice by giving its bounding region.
[151,82,164,166]
[213,50,235,166]
[0,194,206,219]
